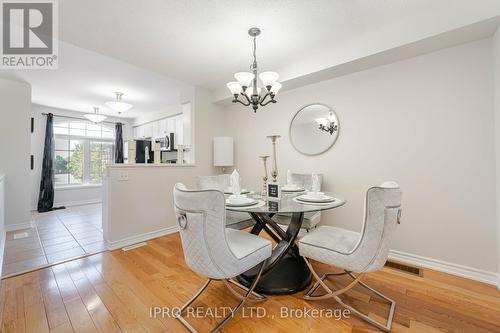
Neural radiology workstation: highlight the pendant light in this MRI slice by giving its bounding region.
[84,107,107,123]
[226,27,281,112]
[105,92,133,114]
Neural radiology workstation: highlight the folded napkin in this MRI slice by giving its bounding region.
[230,170,241,196]
[311,173,321,193]
[286,169,293,185]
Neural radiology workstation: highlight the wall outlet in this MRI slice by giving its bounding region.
[119,171,129,181]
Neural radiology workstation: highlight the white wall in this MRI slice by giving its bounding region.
[493,26,500,287]
[30,104,134,209]
[0,175,5,275]
[0,78,32,229]
[224,38,498,275]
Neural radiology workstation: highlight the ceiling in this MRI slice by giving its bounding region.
[59,0,500,93]
[0,42,193,119]
[3,0,500,119]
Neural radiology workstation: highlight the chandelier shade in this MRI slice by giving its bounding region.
[234,72,254,87]
[226,81,243,95]
[270,82,282,94]
[84,107,107,123]
[105,92,133,113]
[226,27,281,112]
[259,71,279,87]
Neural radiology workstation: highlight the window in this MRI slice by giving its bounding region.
[54,121,114,186]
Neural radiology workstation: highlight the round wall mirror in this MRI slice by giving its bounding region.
[289,104,340,155]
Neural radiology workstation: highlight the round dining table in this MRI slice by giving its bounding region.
[226,191,346,295]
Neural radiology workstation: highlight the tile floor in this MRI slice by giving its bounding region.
[2,203,106,277]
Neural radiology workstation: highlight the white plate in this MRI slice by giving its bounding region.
[282,186,305,192]
[224,189,250,194]
[296,194,335,203]
[226,198,258,207]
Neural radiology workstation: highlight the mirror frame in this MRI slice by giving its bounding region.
[289,103,340,156]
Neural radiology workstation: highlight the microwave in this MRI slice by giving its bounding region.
[157,133,175,151]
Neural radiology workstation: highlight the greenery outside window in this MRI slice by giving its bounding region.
[54,120,114,187]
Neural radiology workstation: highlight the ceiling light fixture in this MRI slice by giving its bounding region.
[105,92,133,114]
[315,111,338,135]
[226,27,281,112]
[84,107,107,123]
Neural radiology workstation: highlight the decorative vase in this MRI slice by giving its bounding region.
[259,155,269,197]
[266,135,281,183]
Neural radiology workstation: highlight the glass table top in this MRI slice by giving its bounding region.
[225,191,346,214]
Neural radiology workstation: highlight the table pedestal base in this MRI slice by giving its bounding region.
[238,252,312,295]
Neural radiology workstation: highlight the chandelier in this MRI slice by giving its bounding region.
[84,107,107,123]
[226,27,282,112]
[316,111,338,135]
[105,92,133,114]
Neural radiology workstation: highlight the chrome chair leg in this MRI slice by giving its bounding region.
[224,278,267,302]
[175,279,212,333]
[175,261,267,333]
[303,258,396,332]
[211,261,266,332]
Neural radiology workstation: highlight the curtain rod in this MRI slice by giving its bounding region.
[41,112,123,125]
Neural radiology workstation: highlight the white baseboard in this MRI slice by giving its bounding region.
[55,198,102,208]
[5,221,33,232]
[31,199,102,211]
[389,250,499,286]
[106,225,179,251]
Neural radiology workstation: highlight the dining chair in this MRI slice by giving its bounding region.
[173,183,272,333]
[196,175,254,229]
[196,174,230,191]
[273,172,323,232]
[298,182,402,332]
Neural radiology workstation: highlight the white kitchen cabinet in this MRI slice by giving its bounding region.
[182,102,191,148]
[151,121,160,138]
[175,114,183,146]
[159,118,168,135]
[142,123,153,138]
[136,125,145,138]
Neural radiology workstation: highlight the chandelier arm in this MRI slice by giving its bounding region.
[242,92,252,104]
[260,98,277,107]
[259,92,270,105]
[234,97,251,107]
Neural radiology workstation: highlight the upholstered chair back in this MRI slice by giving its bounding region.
[173,183,244,279]
[290,173,323,191]
[196,175,230,191]
[351,182,402,273]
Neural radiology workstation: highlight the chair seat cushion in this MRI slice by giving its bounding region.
[299,226,361,268]
[273,211,321,229]
[225,229,272,272]
[226,211,253,226]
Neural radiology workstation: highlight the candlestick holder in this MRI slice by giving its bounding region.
[266,135,281,183]
[259,155,269,197]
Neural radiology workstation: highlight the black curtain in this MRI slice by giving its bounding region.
[115,123,124,163]
[37,113,55,212]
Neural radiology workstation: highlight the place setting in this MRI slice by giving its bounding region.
[225,170,264,208]
[281,170,306,193]
[292,173,336,205]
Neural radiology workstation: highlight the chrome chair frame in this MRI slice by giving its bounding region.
[174,260,267,333]
[303,258,395,332]
[299,183,402,332]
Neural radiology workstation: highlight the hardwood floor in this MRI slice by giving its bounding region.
[1,232,500,332]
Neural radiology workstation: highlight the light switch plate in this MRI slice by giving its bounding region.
[13,232,29,239]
